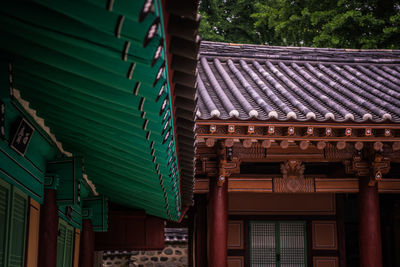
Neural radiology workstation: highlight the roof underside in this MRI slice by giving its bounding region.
[197,41,400,123]
[1,0,199,220]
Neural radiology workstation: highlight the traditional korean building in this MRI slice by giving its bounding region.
[192,41,400,267]
[0,1,199,266]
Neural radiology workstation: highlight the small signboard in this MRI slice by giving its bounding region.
[10,118,34,155]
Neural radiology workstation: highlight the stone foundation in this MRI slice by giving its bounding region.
[103,243,188,267]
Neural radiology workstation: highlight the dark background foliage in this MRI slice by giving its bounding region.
[199,0,400,48]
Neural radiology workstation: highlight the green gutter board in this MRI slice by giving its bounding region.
[0,0,182,220]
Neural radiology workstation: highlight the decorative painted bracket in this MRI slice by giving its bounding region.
[44,173,60,190]
[82,196,108,232]
[217,143,241,186]
[344,154,390,186]
[47,157,85,228]
[370,154,390,186]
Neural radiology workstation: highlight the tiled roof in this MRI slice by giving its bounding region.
[197,41,400,122]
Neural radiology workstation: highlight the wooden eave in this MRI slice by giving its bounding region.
[0,0,201,221]
[196,120,400,152]
[194,119,400,194]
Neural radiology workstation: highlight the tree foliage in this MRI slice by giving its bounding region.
[199,0,400,48]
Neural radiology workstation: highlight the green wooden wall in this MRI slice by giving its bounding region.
[0,179,28,267]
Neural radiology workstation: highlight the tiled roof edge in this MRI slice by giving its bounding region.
[200,41,400,64]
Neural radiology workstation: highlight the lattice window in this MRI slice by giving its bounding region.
[251,222,276,267]
[280,222,306,267]
[250,221,307,267]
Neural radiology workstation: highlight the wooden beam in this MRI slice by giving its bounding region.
[242,139,252,148]
[378,179,400,193]
[355,141,364,151]
[228,178,273,192]
[315,178,358,193]
[374,141,383,151]
[206,138,215,147]
[261,140,272,148]
[336,141,346,150]
[392,141,400,151]
[197,134,400,142]
[194,177,400,193]
[280,140,289,149]
[316,141,326,150]
[224,138,234,147]
[299,140,310,150]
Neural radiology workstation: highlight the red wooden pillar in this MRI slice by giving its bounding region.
[38,189,58,267]
[208,176,228,267]
[79,219,95,267]
[359,177,382,267]
[193,194,207,267]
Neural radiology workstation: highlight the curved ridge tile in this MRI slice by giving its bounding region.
[196,97,207,118]
[227,59,276,118]
[368,65,400,87]
[213,58,257,117]
[343,65,400,99]
[255,61,311,119]
[200,57,238,118]
[278,63,337,120]
[241,60,292,118]
[382,66,400,80]
[266,61,330,119]
[331,65,400,107]
[319,64,400,119]
[356,65,400,90]
[196,75,220,118]
[303,63,369,120]
[306,63,384,120]
[290,63,360,120]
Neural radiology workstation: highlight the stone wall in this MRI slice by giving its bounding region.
[103,243,188,267]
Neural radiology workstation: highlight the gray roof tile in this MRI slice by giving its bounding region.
[197,41,400,122]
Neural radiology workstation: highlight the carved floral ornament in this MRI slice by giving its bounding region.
[275,160,315,193]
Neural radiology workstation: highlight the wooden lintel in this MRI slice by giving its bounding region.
[378,179,400,192]
[194,177,400,194]
[315,178,358,193]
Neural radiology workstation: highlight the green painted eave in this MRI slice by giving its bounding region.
[0,0,182,220]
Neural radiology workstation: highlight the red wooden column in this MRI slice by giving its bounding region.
[208,175,228,267]
[359,177,382,267]
[38,189,58,267]
[79,219,95,267]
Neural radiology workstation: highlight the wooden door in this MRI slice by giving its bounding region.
[57,219,74,267]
